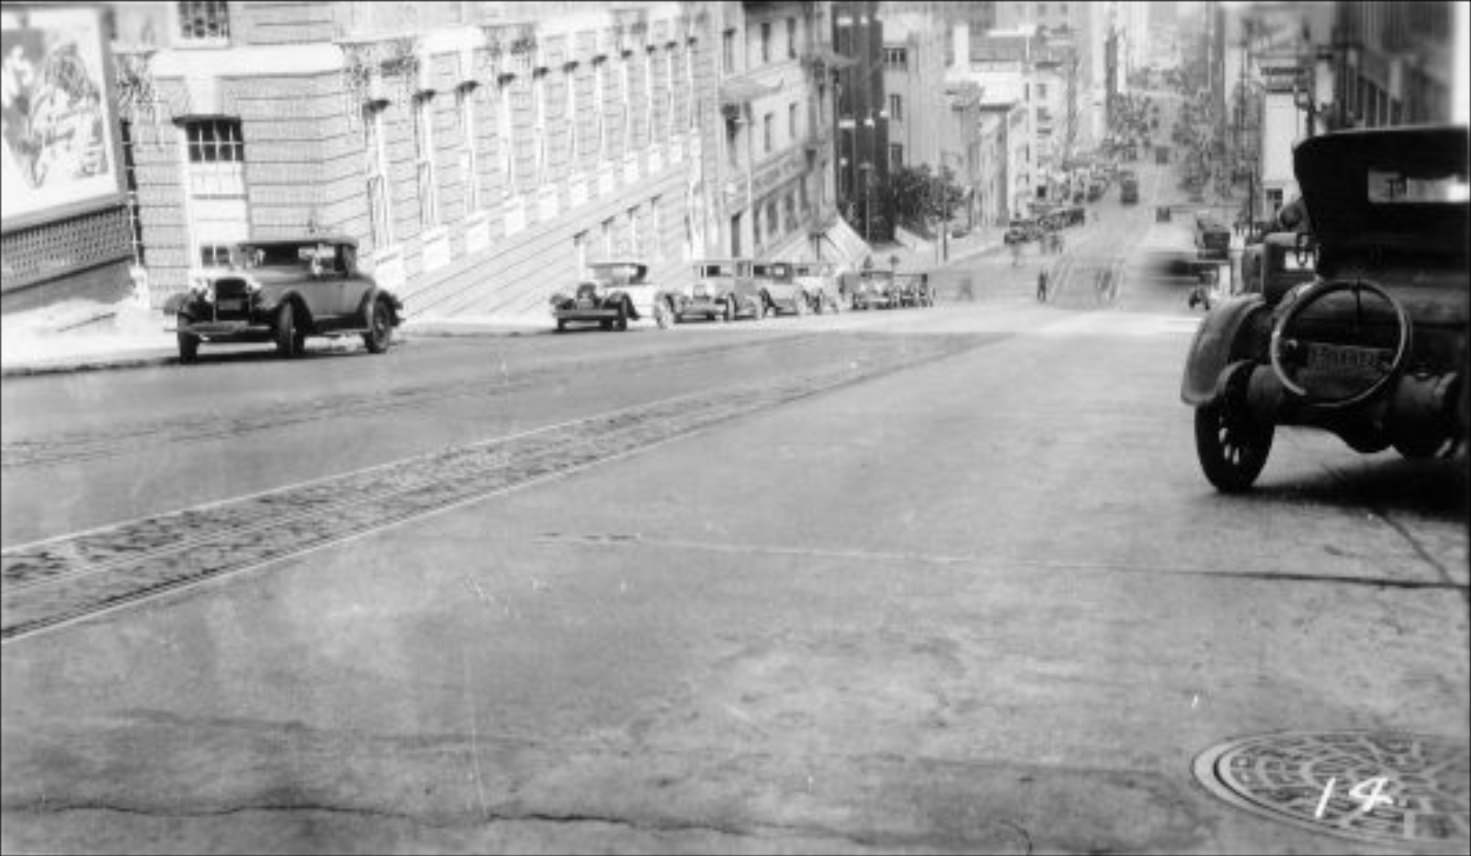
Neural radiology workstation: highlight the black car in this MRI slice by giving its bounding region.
[165,236,402,362]
[1181,125,1468,491]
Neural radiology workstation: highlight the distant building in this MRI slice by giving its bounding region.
[831,1,888,242]
[92,1,851,317]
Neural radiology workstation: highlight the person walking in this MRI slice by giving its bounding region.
[1037,268,1050,303]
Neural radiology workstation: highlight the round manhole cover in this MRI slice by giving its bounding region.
[1193,731,1469,851]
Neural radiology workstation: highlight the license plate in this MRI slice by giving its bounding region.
[1305,343,1389,372]
[216,299,244,312]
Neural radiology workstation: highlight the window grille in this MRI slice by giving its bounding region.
[177,1,229,42]
[184,119,244,196]
[119,120,146,266]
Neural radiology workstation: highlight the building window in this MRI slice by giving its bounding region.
[649,196,662,259]
[787,18,797,59]
[594,61,607,158]
[199,244,231,267]
[766,200,779,238]
[364,105,391,248]
[176,1,229,43]
[621,55,632,153]
[601,217,614,256]
[1036,3,1047,16]
[686,42,698,130]
[498,83,515,194]
[627,206,641,256]
[533,72,548,181]
[889,143,903,170]
[723,29,735,73]
[459,88,481,212]
[184,118,244,195]
[788,102,798,142]
[1036,83,1047,100]
[565,66,578,161]
[645,49,656,147]
[573,231,588,277]
[889,94,902,122]
[664,48,676,140]
[884,47,907,69]
[761,22,771,63]
[726,117,740,169]
[764,112,773,154]
[414,95,439,228]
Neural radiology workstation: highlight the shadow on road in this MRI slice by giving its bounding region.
[1250,452,1469,522]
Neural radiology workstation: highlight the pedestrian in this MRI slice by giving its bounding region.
[1037,269,1049,303]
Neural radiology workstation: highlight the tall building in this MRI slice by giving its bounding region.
[878,2,949,175]
[831,1,888,242]
[96,1,848,316]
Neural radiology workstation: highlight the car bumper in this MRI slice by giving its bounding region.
[553,306,622,321]
[170,320,274,342]
[676,298,729,314]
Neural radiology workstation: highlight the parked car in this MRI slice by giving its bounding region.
[793,261,842,313]
[850,269,897,310]
[1181,124,1469,492]
[751,261,811,317]
[550,259,661,332]
[659,259,762,324]
[1004,218,1041,244]
[166,235,402,363]
[891,272,935,308]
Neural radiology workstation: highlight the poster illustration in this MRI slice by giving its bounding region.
[1,5,118,227]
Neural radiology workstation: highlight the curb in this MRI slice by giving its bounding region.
[1,351,179,379]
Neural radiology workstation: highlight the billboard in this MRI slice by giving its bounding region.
[1,4,123,231]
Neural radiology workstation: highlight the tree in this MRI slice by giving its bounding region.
[879,164,966,238]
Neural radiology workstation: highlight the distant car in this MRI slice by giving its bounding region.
[165,236,402,363]
[550,260,659,332]
[1181,124,1470,492]
[662,259,762,323]
[891,272,934,308]
[1193,215,1231,261]
[751,261,811,317]
[850,269,897,310]
[793,261,842,313]
[1004,218,1041,244]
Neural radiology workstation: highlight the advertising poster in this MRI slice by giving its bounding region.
[1,5,119,229]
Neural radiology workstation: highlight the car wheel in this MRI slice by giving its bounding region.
[1194,364,1274,492]
[654,299,675,329]
[275,301,299,358]
[177,327,199,364]
[363,298,393,353]
[556,319,567,333]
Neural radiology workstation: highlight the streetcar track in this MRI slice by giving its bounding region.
[1,333,812,469]
[2,335,987,642]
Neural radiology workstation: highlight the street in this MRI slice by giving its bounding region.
[3,145,1467,854]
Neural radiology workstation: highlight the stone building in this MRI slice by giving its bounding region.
[104,1,850,317]
[831,0,887,243]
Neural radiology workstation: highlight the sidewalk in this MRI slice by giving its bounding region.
[868,224,1008,273]
[0,298,549,379]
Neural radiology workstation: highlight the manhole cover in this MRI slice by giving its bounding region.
[1193,731,1469,851]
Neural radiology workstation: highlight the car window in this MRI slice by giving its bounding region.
[1367,169,1469,204]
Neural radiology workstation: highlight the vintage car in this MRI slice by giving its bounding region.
[656,259,762,324]
[165,236,402,362]
[1004,218,1042,245]
[850,269,898,310]
[1194,214,1231,262]
[751,261,812,317]
[891,272,935,308]
[1181,125,1469,492]
[549,260,662,332]
[792,261,843,313]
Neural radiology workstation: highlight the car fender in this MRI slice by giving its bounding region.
[606,289,638,320]
[1180,294,1269,406]
[265,290,316,331]
[355,287,403,326]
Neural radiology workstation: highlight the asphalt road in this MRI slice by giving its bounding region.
[2,118,1467,854]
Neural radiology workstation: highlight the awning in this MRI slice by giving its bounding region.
[718,75,782,108]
